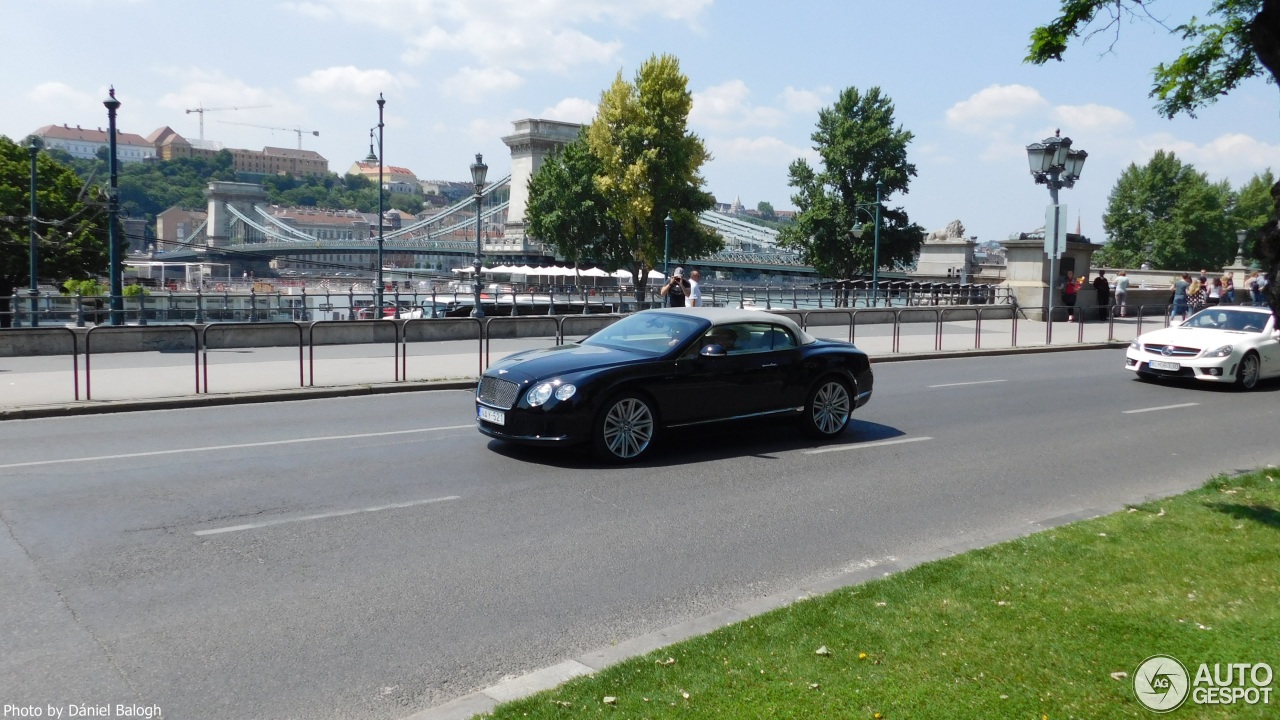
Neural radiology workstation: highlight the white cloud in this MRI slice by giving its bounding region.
[28,82,99,110]
[1133,132,1280,181]
[540,97,596,124]
[707,135,813,166]
[295,67,416,111]
[945,84,1047,134]
[441,67,523,102]
[1051,104,1132,134]
[692,80,788,132]
[779,86,830,115]
[281,0,704,72]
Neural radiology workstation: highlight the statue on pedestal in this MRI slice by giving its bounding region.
[925,219,966,243]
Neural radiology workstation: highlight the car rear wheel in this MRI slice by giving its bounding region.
[801,376,852,438]
[593,393,656,462]
[1235,352,1261,391]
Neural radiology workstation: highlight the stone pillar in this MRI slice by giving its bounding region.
[501,119,583,252]
[1002,236,1099,320]
[206,181,268,248]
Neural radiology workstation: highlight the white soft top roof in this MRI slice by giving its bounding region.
[640,307,817,344]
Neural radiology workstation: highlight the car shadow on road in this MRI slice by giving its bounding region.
[483,417,908,470]
[1132,376,1280,394]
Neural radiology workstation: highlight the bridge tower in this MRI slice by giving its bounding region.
[501,119,582,252]
[206,181,269,248]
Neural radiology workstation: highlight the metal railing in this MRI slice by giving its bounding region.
[6,299,1165,407]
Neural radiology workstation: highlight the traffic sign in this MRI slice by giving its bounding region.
[1044,204,1068,259]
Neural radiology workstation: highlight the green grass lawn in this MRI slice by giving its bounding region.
[483,471,1280,719]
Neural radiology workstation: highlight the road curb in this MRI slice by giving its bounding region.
[0,344,1127,420]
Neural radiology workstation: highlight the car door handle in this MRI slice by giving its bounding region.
[759,363,778,368]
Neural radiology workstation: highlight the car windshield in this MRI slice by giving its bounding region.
[1182,309,1269,333]
[582,313,709,356]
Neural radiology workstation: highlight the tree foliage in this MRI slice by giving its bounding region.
[583,54,720,296]
[524,133,623,275]
[1094,151,1235,269]
[0,136,110,324]
[777,86,924,283]
[757,201,776,221]
[1027,0,1280,314]
[1234,168,1276,255]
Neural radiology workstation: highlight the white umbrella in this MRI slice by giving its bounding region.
[580,267,610,277]
[611,269,633,278]
[647,269,666,279]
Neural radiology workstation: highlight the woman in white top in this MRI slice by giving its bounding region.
[1206,277,1223,306]
[1114,271,1130,317]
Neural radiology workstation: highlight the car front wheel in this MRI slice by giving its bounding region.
[593,393,656,462]
[1235,352,1261,391]
[801,377,852,438]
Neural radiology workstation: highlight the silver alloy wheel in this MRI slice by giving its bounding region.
[601,397,654,459]
[1238,352,1261,390]
[810,380,851,436]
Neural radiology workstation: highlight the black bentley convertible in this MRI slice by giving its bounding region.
[475,307,874,462]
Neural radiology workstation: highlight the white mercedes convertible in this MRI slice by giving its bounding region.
[1125,306,1280,390]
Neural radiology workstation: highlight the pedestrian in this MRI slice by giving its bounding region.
[1224,272,1236,304]
[1198,268,1209,285]
[688,270,703,307]
[1206,277,1222,307]
[1092,270,1110,320]
[660,267,690,307]
[1188,278,1206,316]
[1114,270,1130,317]
[1061,270,1078,322]
[1171,273,1190,322]
[1257,272,1270,306]
[1248,271,1263,305]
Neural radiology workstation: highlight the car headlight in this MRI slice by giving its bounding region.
[527,381,577,407]
[527,383,554,407]
[1203,344,1233,358]
[1129,339,1141,350]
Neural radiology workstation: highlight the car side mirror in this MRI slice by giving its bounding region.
[699,344,727,357]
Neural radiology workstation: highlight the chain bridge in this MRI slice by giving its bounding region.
[156,118,812,276]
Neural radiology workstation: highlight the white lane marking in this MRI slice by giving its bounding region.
[927,379,1008,389]
[194,495,461,536]
[803,436,933,455]
[1123,402,1200,414]
[0,425,474,470]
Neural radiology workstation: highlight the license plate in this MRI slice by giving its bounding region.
[1149,360,1180,371]
[478,406,505,425]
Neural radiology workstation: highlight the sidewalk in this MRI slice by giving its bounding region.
[0,316,1137,419]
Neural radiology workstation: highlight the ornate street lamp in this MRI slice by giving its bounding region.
[375,94,386,316]
[663,213,673,306]
[850,179,884,306]
[104,87,123,325]
[27,136,42,327]
[470,153,488,318]
[1235,228,1248,267]
[1025,130,1087,332]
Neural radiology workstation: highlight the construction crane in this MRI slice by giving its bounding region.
[184,104,271,141]
[218,121,320,150]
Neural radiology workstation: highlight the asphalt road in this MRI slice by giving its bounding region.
[1,349,1276,719]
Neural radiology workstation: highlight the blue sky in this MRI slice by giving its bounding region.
[3,0,1278,246]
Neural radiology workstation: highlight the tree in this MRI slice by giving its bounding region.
[757,201,776,221]
[777,86,924,295]
[1028,0,1280,315]
[0,136,110,327]
[585,54,720,300]
[1095,151,1235,269]
[525,133,623,279]
[1233,169,1276,256]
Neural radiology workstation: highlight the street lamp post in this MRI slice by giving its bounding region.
[470,153,488,318]
[375,94,385,316]
[850,179,884,307]
[663,213,673,306]
[1235,229,1248,267]
[27,136,41,327]
[1025,130,1087,336]
[104,87,123,326]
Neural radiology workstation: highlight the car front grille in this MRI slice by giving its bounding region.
[477,376,521,409]
[1142,343,1200,357]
